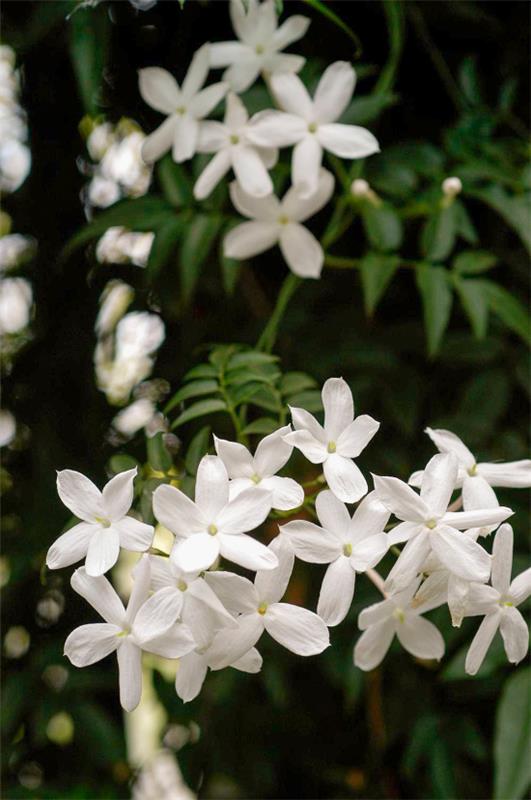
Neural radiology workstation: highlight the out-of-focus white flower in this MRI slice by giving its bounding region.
[96,227,154,267]
[88,175,121,208]
[116,311,165,360]
[132,750,196,800]
[284,377,379,502]
[95,280,134,336]
[224,168,334,278]
[0,139,31,194]
[4,625,30,658]
[0,409,16,447]
[210,0,310,93]
[86,122,115,161]
[47,467,154,575]
[112,398,157,436]
[442,176,462,197]
[0,277,32,335]
[139,44,228,164]
[101,131,151,196]
[0,234,36,272]
[0,48,31,194]
[247,62,379,197]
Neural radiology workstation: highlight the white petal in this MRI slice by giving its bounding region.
[138,67,181,113]
[232,145,273,197]
[64,623,120,667]
[152,483,204,537]
[281,520,341,563]
[442,506,513,530]
[225,91,248,127]
[182,43,210,100]
[510,567,531,606]
[56,469,103,522]
[351,533,389,571]
[272,15,310,50]
[197,120,229,153]
[213,435,254,479]
[447,574,470,627]
[141,115,177,164]
[228,477,253,501]
[372,474,429,522]
[318,557,355,626]
[358,598,394,630]
[336,414,379,459]
[172,533,220,573]
[194,150,231,200]
[117,639,142,712]
[247,110,306,147]
[269,72,313,118]
[279,223,323,278]
[207,613,264,669]
[113,517,154,553]
[264,53,306,75]
[499,607,529,664]
[281,167,335,222]
[420,453,458,516]
[314,61,355,123]
[465,612,501,675]
[132,587,183,644]
[209,41,250,69]
[254,535,295,604]
[430,525,491,583]
[102,468,136,521]
[464,583,500,616]
[71,567,125,626]
[231,647,262,673]
[195,455,230,520]
[217,486,271,534]
[491,523,513,594]
[387,520,422,545]
[414,572,449,615]
[204,570,258,614]
[125,555,152,624]
[462,474,499,511]
[175,651,208,702]
[219,532,278,571]
[148,555,174,591]
[289,406,325,441]
[189,82,228,119]
[85,527,120,577]
[229,179,281,220]
[282,429,327,463]
[477,459,531,488]
[260,476,304,511]
[142,623,196,658]
[172,115,199,163]
[254,425,293,476]
[317,123,379,159]
[425,427,476,469]
[46,522,95,570]
[255,0,277,40]
[396,616,444,661]
[230,0,255,42]
[322,377,354,440]
[353,618,395,670]
[224,221,279,259]
[186,579,239,626]
[264,603,330,655]
[350,490,391,542]
[315,489,351,539]
[292,136,323,198]
[324,455,367,503]
[384,532,431,594]
[223,61,261,94]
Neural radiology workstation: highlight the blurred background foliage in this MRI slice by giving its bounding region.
[1,1,530,798]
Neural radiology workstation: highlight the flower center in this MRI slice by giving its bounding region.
[327,441,336,454]
[177,579,188,592]
[230,134,240,145]
[308,122,318,133]
[277,215,290,225]
[343,543,352,557]
[117,627,130,638]
[392,608,405,623]
[176,106,187,115]
[501,600,514,607]
[257,602,268,615]
[467,463,478,477]
[425,519,437,530]
[208,524,218,536]
[251,473,262,485]
[255,44,265,55]
[95,516,111,528]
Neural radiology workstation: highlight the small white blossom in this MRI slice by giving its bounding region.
[95,280,134,336]
[112,398,157,437]
[0,409,16,447]
[0,277,32,335]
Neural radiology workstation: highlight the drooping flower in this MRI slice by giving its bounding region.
[139,44,228,164]
[283,377,379,502]
[247,62,379,197]
[373,453,513,593]
[175,641,262,703]
[209,0,310,93]
[47,468,154,576]
[0,277,32,335]
[282,490,390,625]
[194,92,277,199]
[223,168,334,278]
[353,579,445,671]
[463,524,530,675]
[152,455,276,573]
[213,425,304,511]
[64,558,195,711]
[204,537,330,668]
[94,280,134,337]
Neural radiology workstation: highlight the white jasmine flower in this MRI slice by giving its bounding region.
[88,175,122,208]
[464,524,531,675]
[283,377,379,503]
[0,139,31,193]
[112,398,157,437]
[64,558,195,711]
[0,234,36,272]
[247,62,379,197]
[152,455,276,573]
[47,468,154,576]
[95,280,134,336]
[213,425,303,511]
[374,453,513,594]
[139,44,228,164]
[204,537,330,668]
[0,277,32,335]
[354,579,445,671]
[442,177,462,197]
[0,409,16,447]
[86,121,115,161]
[282,490,390,625]
[223,168,334,278]
[209,0,310,93]
[194,92,277,199]
[176,643,262,704]
[100,131,151,197]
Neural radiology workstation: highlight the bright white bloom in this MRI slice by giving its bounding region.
[64,558,195,711]
[112,398,157,437]
[0,277,32,335]
[194,93,277,199]
[204,538,330,668]
[224,168,334,278]
[374,453,513,593]
[442,177,462,197]
[213,425,303,511]
[96,227,154,268]
[0,234,36,272]
[139,45,228,164]
[86,121,115,162]
[0,409,16,447]
[95,280,134,336]
[0,138,31,194]
[283,377,379,502]
[247,63,379,197]
[100,131,151,197]
[354,580,445,671]
[88,175,121,208]
[209,0,310,93]
[464,524,531,675]
[152,455,276,573]
[282,490,390,625]
[47,468,154,576]
[176,642,262,704]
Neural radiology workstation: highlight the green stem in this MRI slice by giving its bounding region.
[373,0,405,97]
[256,273,301,353]
[324,254,418,271]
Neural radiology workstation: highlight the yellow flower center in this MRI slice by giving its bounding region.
[426,519,437,530]
[251,473,262,485]
[177,579,188,592]
[117,627,130,638]
[230,134,240,145]
[255,44,265,55]
[343,543,352,557]
[208,524,218,536]
[308,122,318,133]
[95,516,111,528]
[176,106,187,115]
[258,602,268,615]
[392,608,405,623]
[278,215,290,225]
[327,441,337,454]
[468,463,478,477]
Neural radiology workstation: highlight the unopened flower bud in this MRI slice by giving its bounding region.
[351,178,370,198]
[442,176,462,197]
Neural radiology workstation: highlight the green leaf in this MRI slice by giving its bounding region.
[221,253,243,296]
[360,252,400,314]
[468,185,531,254]
[226,363,281,386]
[483,281,531,346]
[494,668,531,800]
[184,425,211,475]
[242,417,279,435]
[183,363,218,381]
[179,214,223,305]
[68,5,110,114]
[165,380,219,413]
[228,351,279,369]
[341,92,397,126]
[288,389,323,413]
[454,199,478,245]
[421,204,458,262]
[453,250,497,274]
[455,278,489,339]
[171,398,227,429]
[361,203,403,252]
[146,217,185,280]
[146,431,172,472]
[280,372,317,396]
[157,156,194,207]
[416,264,453,356]
[301,0,362,56]
[228,381,265,406]
[248,385,281,413]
